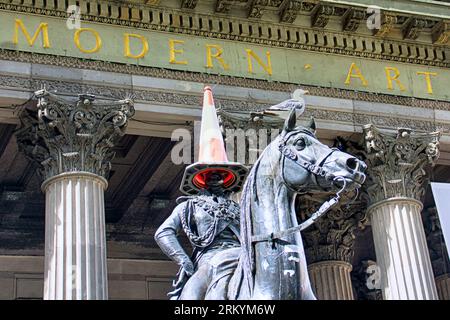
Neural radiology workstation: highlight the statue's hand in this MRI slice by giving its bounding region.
[172,260,195,288]
[181,260,195,277]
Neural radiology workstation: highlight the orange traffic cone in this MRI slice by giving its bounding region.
[180,86,248,195]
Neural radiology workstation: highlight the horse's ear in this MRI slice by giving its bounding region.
[283,108,297,132]
[307,117,316,133]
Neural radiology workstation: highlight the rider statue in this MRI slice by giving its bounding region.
[154,87,248,299]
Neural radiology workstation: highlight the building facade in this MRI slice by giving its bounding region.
[0,0,449,300]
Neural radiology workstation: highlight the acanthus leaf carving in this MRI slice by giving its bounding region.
[362,125,440,204]
[15,90,135,181]
[298,194,368,264]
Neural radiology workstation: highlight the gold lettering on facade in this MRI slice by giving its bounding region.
[385,67,406,91]
[13,19,50,48]
[206,44,229,70]
[124,33,149,59]
[169,39,188,65]
[246,49,272,75]
[417,71,437,94]
[74,28,102,54]
[344,63,368,87]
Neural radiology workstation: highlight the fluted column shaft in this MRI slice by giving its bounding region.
[363,125,440,300]
[436,274,450,300]
[308,261,354,300]
[43,172,108,300]
[369,198,438,300]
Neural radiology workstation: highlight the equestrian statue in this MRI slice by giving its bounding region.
[155,87,367,300]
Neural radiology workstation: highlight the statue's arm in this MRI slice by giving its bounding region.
[154,203,194,273]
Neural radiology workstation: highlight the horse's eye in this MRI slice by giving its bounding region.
[294,138,306,150]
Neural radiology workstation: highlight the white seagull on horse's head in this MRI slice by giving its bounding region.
[269,88,309,117]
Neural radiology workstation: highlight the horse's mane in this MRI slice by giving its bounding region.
[228,126,314,299]
[228,144,270,299]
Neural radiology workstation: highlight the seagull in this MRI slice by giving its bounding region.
[268,89,309,117]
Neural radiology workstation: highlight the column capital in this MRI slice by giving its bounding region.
[299,195,368,264]
[15,89,135,182]
[362,124,440,204]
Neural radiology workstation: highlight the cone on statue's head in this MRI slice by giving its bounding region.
[180,86,248,196]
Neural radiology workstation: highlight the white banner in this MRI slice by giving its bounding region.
[431,182,450,261]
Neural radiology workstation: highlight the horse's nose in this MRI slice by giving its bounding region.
[346,157,367,172]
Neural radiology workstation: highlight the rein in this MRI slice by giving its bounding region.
[251,133,347,244]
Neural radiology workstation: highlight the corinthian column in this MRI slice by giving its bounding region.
[300,195,368,300]
[363,125,440,300]
[15,90,134,300]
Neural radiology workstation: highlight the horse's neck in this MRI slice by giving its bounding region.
[252,152,296,240]
[249,152,305,299]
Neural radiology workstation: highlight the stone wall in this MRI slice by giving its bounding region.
[0,256,177,300]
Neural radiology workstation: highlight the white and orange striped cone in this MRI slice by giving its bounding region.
[180,86,248,195]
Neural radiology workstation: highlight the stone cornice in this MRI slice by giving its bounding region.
[1,72,447,137]
[0,2,448,69]
[1,50,450,113]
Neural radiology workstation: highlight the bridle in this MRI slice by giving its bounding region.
[278,130,339,192]
[251,130,349,244]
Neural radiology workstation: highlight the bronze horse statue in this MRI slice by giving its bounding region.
[157,108,367,300]
[210,109,367,299]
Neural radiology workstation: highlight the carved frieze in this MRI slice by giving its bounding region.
[15,90,135,181]
[403,18,428,40]
[1,55,450,116]
[423,206,450,277]
[362,125,440,204]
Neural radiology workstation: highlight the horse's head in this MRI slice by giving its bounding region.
[277,110,366,194]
